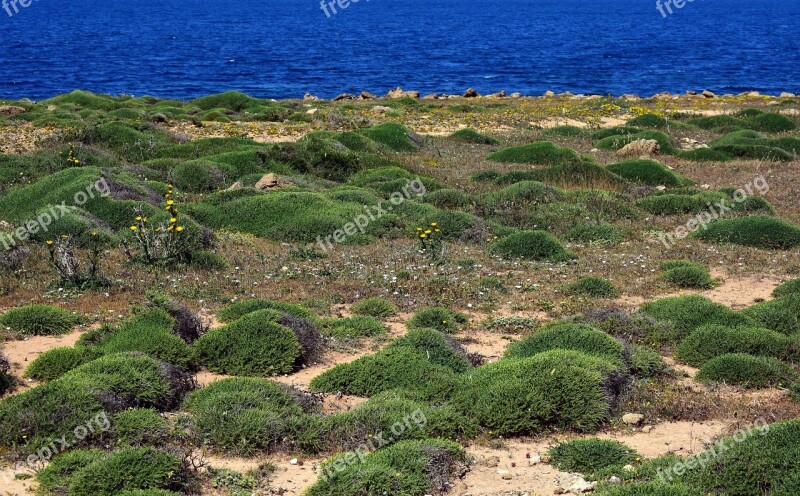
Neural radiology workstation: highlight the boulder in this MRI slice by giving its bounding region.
[544,90,556,97]
[226,181,244,192]
[387,87,419,99]
[255,173,295,191]
[622,413,645,425]
[509,92,522,98]
[486,90,506,98]
[360,91,378,99]
[422,93,439,100]
[463,88,480,98]
[333,93,356,101]
[303,93,320,101]
[617,139,660,157]
[0,105,25,117]
[702,90,716,98]
[370,105,392,114]
[780,92,797,98]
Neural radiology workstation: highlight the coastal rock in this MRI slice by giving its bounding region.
[617,139,659,157]
[622,413,645,425]
[621,94,641,101]
[371,105,392,114]
[255,173,294,190]
[422,93,439,100]
[0,105,25,116]
[463,88,480,98]
[702,90,716,98]
[333,93,356,101]
[742,91,761,97]
[306,108,318,115]
[509,92,522,98]
[544,90,556,97]
[780,92,797,97]
[303,93,320,101]
[652,91,672,99]
[360,91,377,99]
[486,90,506,98]
[226,181,244,192]
[387,87,419,99]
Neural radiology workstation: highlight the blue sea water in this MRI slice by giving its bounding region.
[0,0,798,100]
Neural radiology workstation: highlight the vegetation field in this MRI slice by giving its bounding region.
[1,89,800,495]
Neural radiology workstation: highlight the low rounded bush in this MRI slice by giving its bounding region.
[216,298,315,323]
[741,294,800,334]
[567,277,619,298]
[386,327,472,373]
[678,147,732,162]
[183,377,304,454]
[423,188,475,209]
[111,408,170,447]
[696,353,796,389]
[0,352,13,396]
[36,449,108,495]
[595,131,677,155]
[595,483,701,496]
[565,224,623,244]
[194,310,302,376]
[482,180,564,209]
[746,112,797,133]
[308,439,467,496]
[489,230,574,261]
[309,346,461,401]
[549,438,639,474]
[471,170,500,182]
[486,141,583,166]
[407,307,468,333]
[773,278,800,298]
[351,297,397,319]
[450,128,500,144]
[691,216,800,249]
[637,192,721,215]
[606,159,687,187]
[25,346,102,382]
[0,304,80,335]
[505,322,626,366]
[675,325,790,367]
[542,125,588,137]
[321,315,385,339]
[452,351,616,435]
[660,261,716,289]
[59,447,184,496]
[357,122,418,151]
[627,113,669,128]
[640,295,753,341]
[629,345,666,378]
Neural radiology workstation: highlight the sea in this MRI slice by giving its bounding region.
[0,0,798,100]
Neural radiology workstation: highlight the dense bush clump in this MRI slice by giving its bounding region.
[216,298,315,322]
[660,260,716,289]
[691,216,800,249]
[194,310,302,376]
[489,230,574,261]
[0,304,80,336]
[567,277,619,297]
[450,128,500,144]
[740,294,800,334]
[453,350,617,435]
[506,322,626,366]
[0,352,13,396]
[307,439,467,496]
[549,438,639,475]
[110,408,171,447]
[675,325,790,367]
[640,295,752,341]
[695,353,796,388]
[356,123,418,151]
[773,278,800,298]
[595,131,677,154]
[606,159,688,187]
[486,141,584,166]
[565,224,624,244]
[407,307,468,333]
[351,297,397,319]
[184,377,304,454]
[25,346,102,382]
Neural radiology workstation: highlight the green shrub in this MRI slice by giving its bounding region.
[450,128,500,144]
[627,113,670,128]
[171,160,225,192]
[541,125,588,137]
[689,114,740,130]
[25,346,101,382]
[191,91,263,111]
[407,307,468,333]
[592,126,642,140]
[483,180,564,209]
[505,322,626,366]
[691,216,800,249]
[675,325,790,367]
[194,310,302,376]
[629,345,666,378]
[565,224,624,244]
[640,295,752,341]
[773,278,800,298]
[487,141,584,166]
[471,170,500,182]
[637,192,724,215]
[308,439,467,496]
[567,277,619,298]
[351,297,397,319]
[57,447,184,496]
[745,112,797,133]
[489,230,574,261]
[386,327,472,373]
[677,148,732,162]
[309,345,461,401]
[607,159,687,187]
[37,449,108,495]
[422,188,475,209]
[660,260,716,289]
[452,351,615,435]
[183,377,303,454]
[216,298,315,322]
[549,438,639,475]
[0,304,80,336]
[696,353,796,388]
[595,131,677,155]
[686,418,800,495]
[740,294,800,334]
[356,123,418,151]
[351,166,443,196]
[321,315,386,339]
[92,310,194,368]
[111,408,170,446]
[595,483,701,496]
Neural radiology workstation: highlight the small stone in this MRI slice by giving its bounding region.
[540,454,551,463]
[422,93,439,100]
[486,90,506,98]
[528,455,541,466]
[609,476,622,485]
[509,92,522,98]
[306,108,318,114]
[289,458,298,465]
[371,105,392,114]
[360,91,377,99]
[642,425,653,433]
[303,93,320,101]
[622,413,645,426]
[544,90,556,97]
[553,487,567,495]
